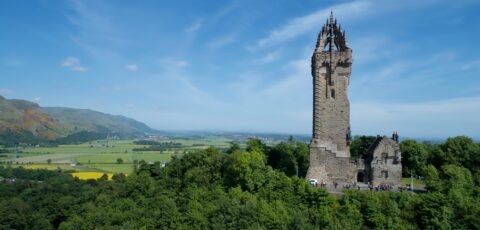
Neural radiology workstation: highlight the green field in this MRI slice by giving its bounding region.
[1,137,236,174]
[401,177,426,188]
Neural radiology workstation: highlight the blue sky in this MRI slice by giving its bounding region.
[1,0,480,138]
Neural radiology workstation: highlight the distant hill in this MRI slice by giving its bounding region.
[41,107,157,136]
[0,95,158,145]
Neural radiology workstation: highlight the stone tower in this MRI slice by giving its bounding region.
[306,12,355,183]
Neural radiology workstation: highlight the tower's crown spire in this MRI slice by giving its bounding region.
[315,11,349,53]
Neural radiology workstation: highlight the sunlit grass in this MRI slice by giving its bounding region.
[401,177,426,188]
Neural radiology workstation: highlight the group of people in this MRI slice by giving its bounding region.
[398,184,414,192]
[342,182,357,189]
[314,180,413,192]
[392,131,399,143]
[367,183,394,191]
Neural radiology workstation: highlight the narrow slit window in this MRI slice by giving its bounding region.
[331,89,335,98]
[382,171,389,179]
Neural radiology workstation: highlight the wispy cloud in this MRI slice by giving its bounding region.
[350,35,408,65]
[209,1,239,24]
[126,64,138,72]
[253,0,441,50]
[65,0,128,59]
[254,49,283,64]
[263,58,310,97]
[61,56,87,72]
[462,60,480,71]
[176,60,189,68]
[255,1,370,49]
[208,34,236,49]
[185,18,204,34]
[219,56,313,133]
[67,0,114,36]
[158,58,187,70]
[156,58,217,106]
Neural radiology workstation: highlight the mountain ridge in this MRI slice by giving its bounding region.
[0,95,158,144]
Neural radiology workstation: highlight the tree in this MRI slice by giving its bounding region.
[437,136,480,173]
[47,159,52,164]
[1,137,479,229]
[424,165,442,192]
[0,198,32,229]
[224,150,268,192]
[350,136,376,160]
[400,140,429,176]
[116,158,124,164]
[226,142,240,154]
[246,138,268,155]
[415,192,453,229]
[266,140,309,177]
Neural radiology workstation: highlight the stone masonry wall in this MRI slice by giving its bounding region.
[367,137,403,185]
[312,51,351,154]
[306,145,356,184]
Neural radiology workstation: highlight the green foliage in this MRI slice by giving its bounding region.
[415,192,453,229]
[266,138,309,177]
[133,140,161,145]
[424,165,442,192]
[246,138,269,154]
[224,150,268,192]
[434,136,480,173]
[400,140,429,176]
[0,129,42,147]
[350,135,376,160]
[0,136,479,228]
[55,131,107,144]
[226,142,241,154]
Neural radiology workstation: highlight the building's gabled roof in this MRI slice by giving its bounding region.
[367,136,384,153]
[365,136,389,162]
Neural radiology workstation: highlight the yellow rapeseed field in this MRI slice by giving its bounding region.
[23,165,61,170]
[71,172,114,180]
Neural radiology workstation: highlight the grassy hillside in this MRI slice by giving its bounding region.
[41,107,156,135]
[0,95,65,139]
[0,95,158,145]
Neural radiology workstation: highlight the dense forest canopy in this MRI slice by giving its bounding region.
[0,136,479,229]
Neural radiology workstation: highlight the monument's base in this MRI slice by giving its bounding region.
[306,145,357,185]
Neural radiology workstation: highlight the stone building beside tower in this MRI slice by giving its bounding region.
[305,13,402,186]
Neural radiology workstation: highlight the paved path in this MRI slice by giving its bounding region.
[316,182,426,194]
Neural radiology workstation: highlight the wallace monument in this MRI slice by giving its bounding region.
[305,13,402,186]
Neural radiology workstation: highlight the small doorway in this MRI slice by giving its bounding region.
[357,171,365,183]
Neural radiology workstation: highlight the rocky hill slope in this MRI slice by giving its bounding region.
[0,95,157,143]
